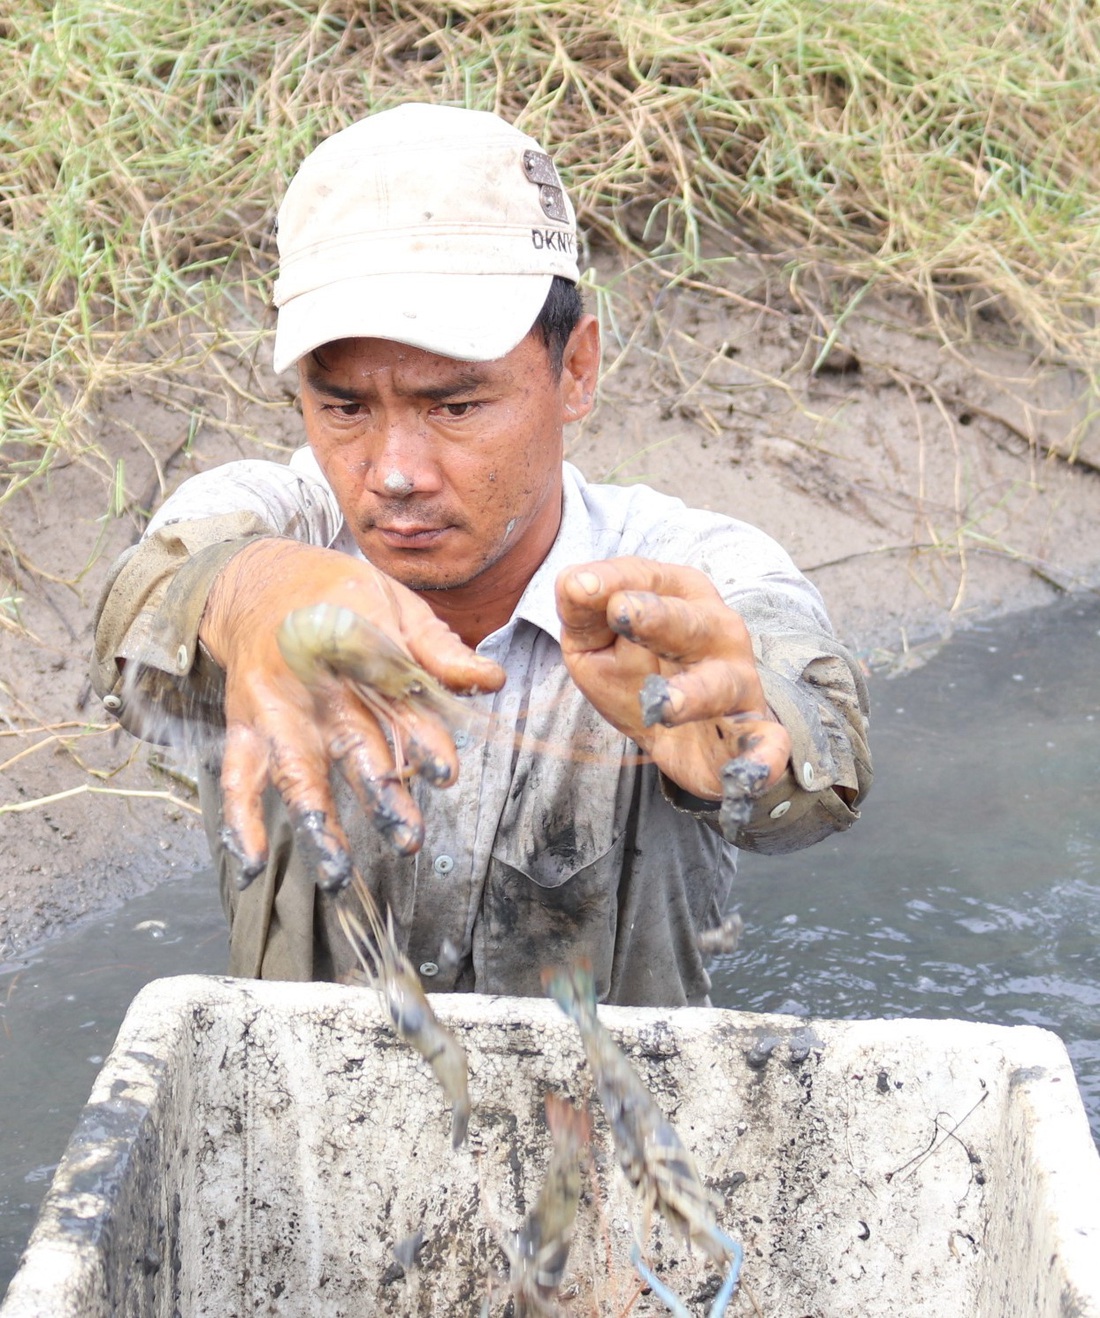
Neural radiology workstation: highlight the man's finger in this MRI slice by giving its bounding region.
[336,748,425,858]
[322,672,462,793]
[400,609,506,695]
[672,715,792,797]
[719,755,774,832]
[557,560,728,654]
[641,657,768,727]
[555,567,619,651]
[606,590,722,660]
[288,805,354,893]
[220,723,273,887]
[260,714,356,891]
[385,702,461,788]
[564,558,720,607]
[320,697,437,855]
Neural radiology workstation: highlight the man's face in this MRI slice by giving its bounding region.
[298,324,598,601]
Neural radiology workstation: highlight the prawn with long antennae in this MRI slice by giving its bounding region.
[277,602,476,779]
[337,869,470,1148]
[542,960,744,1318]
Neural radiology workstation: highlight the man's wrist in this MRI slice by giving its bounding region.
[198,536,284,668]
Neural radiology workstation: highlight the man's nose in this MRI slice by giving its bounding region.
[368,415,436,496]
[382,470,415,496]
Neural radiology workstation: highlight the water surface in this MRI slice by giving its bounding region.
[714,596,1100,1143]
[0,873,226,1294]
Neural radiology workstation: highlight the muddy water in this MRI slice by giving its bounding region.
[0,873,227,1294]
[714,595,1100,1143]
[1,596,1097,1298]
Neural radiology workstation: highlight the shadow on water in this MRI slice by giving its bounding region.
[0,596,1097,1299]
[713,595,1100,1148]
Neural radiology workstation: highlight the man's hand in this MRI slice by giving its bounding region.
[200,539,505,891]
[556,559,790,801]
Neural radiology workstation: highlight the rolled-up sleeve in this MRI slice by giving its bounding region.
[645,510,872,854]
[737,632,871,852]
[658,631,870,855]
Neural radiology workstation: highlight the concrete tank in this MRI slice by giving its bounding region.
[2,975,1098,1316]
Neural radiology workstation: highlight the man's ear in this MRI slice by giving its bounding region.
[559,315,601,422]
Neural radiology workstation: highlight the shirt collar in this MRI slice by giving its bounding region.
[505,462,594,644]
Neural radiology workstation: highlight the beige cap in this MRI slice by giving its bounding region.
[272,103,579,373]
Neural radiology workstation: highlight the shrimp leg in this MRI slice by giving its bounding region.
[630,1232,742,1318]
[630,1234,743,1318]
[629,1242,691,1318]
[706,1235,745,1318]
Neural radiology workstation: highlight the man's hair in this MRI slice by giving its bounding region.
[532,276,583,376]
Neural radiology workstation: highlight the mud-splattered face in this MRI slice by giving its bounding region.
[298,324,598,615]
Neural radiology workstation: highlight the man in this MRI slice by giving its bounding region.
[92,104,871,1006]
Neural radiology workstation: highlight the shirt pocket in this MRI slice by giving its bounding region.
[482,830,626,998]
[479,721,633,997]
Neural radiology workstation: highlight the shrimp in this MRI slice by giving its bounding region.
[277,603,472,776]
[542,961,743,1318]
[500,1092,591,1317]
[337,869,470,1148]
[696,914,744,957]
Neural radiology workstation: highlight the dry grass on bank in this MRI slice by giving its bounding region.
[3,0,1100,555]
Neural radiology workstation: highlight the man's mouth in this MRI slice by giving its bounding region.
[372,523,450,548]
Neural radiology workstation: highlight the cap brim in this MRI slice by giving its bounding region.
[272,271,554,374]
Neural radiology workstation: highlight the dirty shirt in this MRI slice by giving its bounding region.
[92,456,871,1007]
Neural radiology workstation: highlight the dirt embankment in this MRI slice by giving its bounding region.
[3,281,1100,959]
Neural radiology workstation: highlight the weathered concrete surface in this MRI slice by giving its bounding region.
[3,976,1098,1317]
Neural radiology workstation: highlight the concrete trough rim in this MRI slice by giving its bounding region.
[3,974,1099,1317]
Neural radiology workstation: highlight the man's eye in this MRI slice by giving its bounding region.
[324,402,365,418]
[439,402,476,418]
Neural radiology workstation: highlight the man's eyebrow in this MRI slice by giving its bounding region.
[415,371,491,402]
[304,368,492,403]
[303,373,367,402]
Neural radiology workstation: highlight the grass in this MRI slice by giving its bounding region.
[2,0,1100,516]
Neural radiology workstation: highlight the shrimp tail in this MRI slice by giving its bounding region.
[539,959,598,1027]
[450,1101,470,1150]
[406,1026,470,1150]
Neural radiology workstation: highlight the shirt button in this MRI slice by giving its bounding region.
[103,693,122,713]
[419,961,439,978]
[801,761,815,788]
[433,854,455,876]
[176,644,190,673]
[453,731,468,749]
[769,800,792,819]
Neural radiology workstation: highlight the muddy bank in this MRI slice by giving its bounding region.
[3,282,1099,959]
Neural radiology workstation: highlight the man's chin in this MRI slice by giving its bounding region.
[396,569,474,594]
[362,551,479,595]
